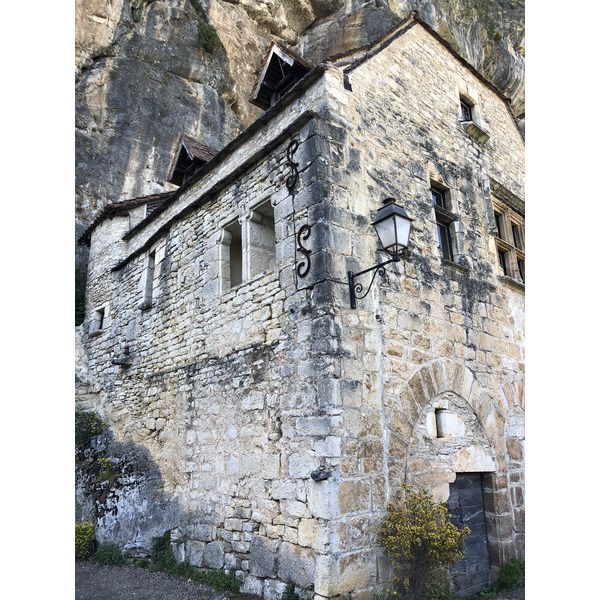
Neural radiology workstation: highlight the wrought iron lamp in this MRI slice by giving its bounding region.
[348,198,413,309]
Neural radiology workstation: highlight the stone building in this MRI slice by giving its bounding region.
[76,12,524,599]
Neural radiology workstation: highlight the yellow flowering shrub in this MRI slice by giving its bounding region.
[380,485,470,599]
[75,521,96,559]
[75,411,104,450]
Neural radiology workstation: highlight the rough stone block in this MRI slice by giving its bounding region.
[338,479,370,514]
[278,542,316,588]
[204,541,225,569]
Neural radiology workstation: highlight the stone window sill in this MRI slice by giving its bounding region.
[138,300,153,312]
[460,120,490,144]
[442,259,469,274]
[498,275,525,293]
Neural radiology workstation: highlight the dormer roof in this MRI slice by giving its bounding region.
[250,41,313,111]
[78,192,173,246]
[167,134,220,186]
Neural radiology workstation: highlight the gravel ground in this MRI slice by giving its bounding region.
[75,561,524,600]
[492,591,524,600]
[75,561,253,600]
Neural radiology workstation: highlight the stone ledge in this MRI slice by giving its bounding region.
[460,120,490,144]
[442,259,469,274]
[497,275,525,293]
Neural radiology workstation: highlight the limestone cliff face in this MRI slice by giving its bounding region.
[75,0,524,254]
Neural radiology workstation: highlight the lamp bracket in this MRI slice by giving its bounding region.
[348,250,408,309]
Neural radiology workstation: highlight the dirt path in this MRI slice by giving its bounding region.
[76,560,524,600]
[75,561,244,600]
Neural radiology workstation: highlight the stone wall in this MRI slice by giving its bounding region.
[304,23,525,593]
[78,20,524,597]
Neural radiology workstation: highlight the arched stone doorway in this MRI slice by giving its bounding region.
[385,360,525,590]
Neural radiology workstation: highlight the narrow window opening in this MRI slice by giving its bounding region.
[140,249,156,309]
[517,259,525,283]
[497,249,508,276]
[246,202,276,279]
[431,182,458,263]
[432,188,446,209]
[437,223,454,262]
[460,97,473,122]
[227,221,243,289]
[512,224,523,250]
[435,409,446,438]
[494,212,504,239]
[90,306,106,336]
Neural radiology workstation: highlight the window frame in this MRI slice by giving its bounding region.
[430,182,460,264]
[217,200,277,294]
[89,304,109,336]
[459,97,473,123]
[492,199,525,284]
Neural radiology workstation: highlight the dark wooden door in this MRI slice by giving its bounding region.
[447,473,491,595]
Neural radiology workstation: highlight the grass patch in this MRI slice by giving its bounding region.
[91,542,125,566]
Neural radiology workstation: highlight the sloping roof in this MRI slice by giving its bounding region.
[325,11,524,141]
[167,135,220,186]
[250,41,313,111]
[78,192,174,246]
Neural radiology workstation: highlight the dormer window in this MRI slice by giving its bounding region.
[167,135,218,187]
[250,42,312,111]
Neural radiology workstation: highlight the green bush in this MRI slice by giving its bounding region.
[148,533,177,572]
[282,584,301,600]
[132,557,150,569]
[197,23,221,54]
[495,559,525,591]
[380,485,470,599]
[91,542,125,565]
[75,522,96,559]
[76,411,105,450]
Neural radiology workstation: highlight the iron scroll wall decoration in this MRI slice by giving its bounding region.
[285,139,300,192]
[296,224,312,278]
[284,138,313,279]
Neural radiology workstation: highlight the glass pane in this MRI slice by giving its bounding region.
[498,251,507,275]
[437,223,453,261]
[512,224,522,249]
[432,189,444,206]
[518,260,525,283]
[494,213,503,239]
[460,101,472,121]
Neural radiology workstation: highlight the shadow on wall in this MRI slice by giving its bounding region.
[76,424,182,554]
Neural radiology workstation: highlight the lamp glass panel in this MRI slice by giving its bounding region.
[374,217,397,251]
[393,214,411,248]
